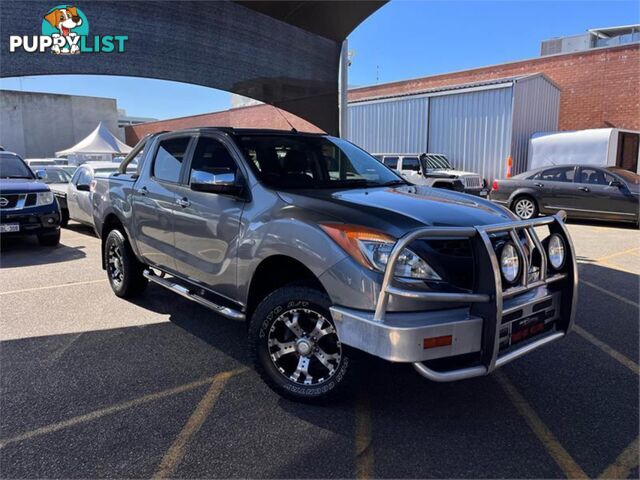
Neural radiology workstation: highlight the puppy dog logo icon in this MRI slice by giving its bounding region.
[42,5,89,54]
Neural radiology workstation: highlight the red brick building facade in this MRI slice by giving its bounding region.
[126,44,639,145]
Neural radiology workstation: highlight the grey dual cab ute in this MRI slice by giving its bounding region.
[93,128,578,402]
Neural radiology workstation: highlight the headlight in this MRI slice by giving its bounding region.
[320,223,442,280]
[547,234,566,270]
[36,191,54,206]
[500,242,520,284]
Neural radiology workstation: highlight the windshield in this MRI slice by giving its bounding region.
[423,154,452,170]
[40,168,71,183]
[608,168,640,185]
[0,153,34,179]
[235,135,405,189]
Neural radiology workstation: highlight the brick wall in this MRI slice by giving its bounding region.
[126,44,639,144]
[125,104,323,145]
[349,44,640,132]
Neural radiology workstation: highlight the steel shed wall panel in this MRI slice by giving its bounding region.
[512,75,561,175]
[428,87,513,182]
[347,97,429,153]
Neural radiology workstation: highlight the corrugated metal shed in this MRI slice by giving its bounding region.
[347,74,560,181]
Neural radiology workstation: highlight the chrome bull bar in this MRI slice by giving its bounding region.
[372,212,578,382]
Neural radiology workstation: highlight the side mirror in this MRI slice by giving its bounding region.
[190,170,241,195]
[77,183,91,192]
[609,180,623,188]
[35,169,46,180]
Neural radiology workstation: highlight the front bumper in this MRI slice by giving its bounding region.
[0,203,61,236]
[463,186,489,197]
[330,213,577,381]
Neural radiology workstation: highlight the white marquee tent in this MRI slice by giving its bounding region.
[56,122,132,164]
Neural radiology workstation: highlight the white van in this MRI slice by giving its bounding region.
[528,128,639,174]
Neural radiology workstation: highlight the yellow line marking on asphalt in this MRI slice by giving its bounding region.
[0,279,106,296]
[598,437,640,479]
[579,279,639,309]
[0,375,217,449]
[594,257,640,275]
[573,325,639,375]
[496,371,588,479]
[596,247,640,263]
[355,392,374,480]
[153,368,246,479]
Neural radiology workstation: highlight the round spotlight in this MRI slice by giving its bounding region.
[500,242,520,284]
[548,234,566,270]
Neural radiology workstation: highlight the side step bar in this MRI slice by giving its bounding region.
[143,269,245,321]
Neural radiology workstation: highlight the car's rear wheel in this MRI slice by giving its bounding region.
[38,229,60,246]
[249,285,350,402]
[104,229,147,298]
[512,196,538,220]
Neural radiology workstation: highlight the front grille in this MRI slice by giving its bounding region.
[414,238,474,290]
[0,194,22,209]
[463,176,482,188]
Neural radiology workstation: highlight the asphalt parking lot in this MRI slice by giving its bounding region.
[0,221,638,479]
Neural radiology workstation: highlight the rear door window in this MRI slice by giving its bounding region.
[537,167,575,182]
[401,157,420,172]
[153,137,191,183]
[383,156,399,169]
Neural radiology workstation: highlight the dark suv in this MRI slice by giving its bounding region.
[0,152,61,246]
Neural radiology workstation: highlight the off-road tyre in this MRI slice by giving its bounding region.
[248,285,351,403]
[104,229,147,298]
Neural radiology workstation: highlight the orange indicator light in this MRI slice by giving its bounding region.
[423,335,452,349]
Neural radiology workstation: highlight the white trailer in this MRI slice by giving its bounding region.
[528,128,639,174]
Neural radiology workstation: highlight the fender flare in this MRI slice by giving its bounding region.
[507,188,540,209]
[98,208,140,269]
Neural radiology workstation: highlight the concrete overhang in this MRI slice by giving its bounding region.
[0,0,386,135]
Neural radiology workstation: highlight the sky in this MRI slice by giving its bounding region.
[1,0,637,120]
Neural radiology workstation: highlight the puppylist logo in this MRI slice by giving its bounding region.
[9,5,128,54]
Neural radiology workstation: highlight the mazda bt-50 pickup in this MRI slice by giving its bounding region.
[93,128,577,402]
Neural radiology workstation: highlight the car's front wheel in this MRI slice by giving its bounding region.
[249,285,350,402]
[38,229,60,246]
[512,196,539,220]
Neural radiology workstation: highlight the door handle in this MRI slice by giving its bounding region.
[176,197,191,208]
[534,182,544,188]
[137,186,148,196]
[578,186,590,192]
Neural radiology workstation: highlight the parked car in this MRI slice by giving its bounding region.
[375,153,486,196]
[34,166,73,226]
[25,158,59,168]
[65,162,128,227]
[93,128,577,402]
[0,151,61,245]
[490,165,640,224]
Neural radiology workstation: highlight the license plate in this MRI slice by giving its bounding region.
[479,189,489,197]
[0,223,20,233]
[511,314,547,345]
